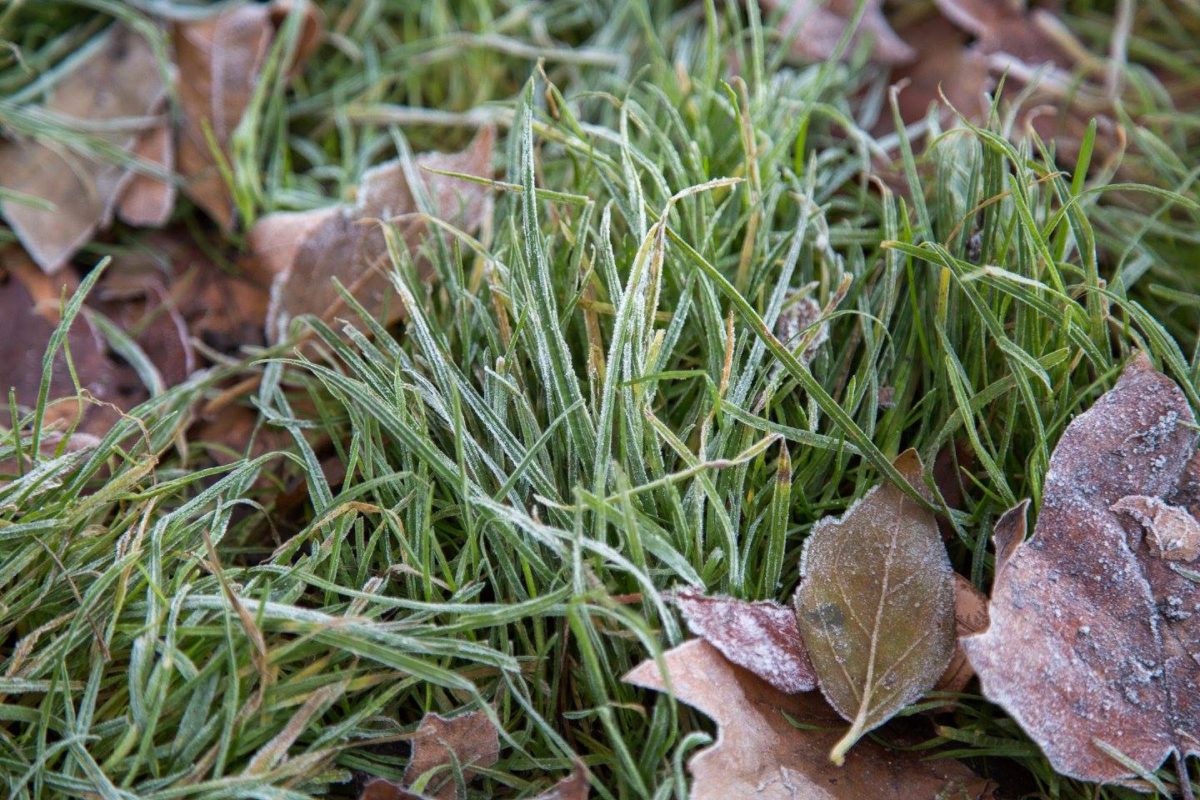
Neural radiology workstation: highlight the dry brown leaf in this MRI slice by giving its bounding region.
[358,778,432,800]
[530,765,589,800]
[174,0,322,230]
[116,119,176,227]
[793,449,956,763]
[935,575,990,694]
[0,25,168,273]
[625,639,994,800]
[888,15,992,127]
[671,588,817,694]
[402,709,499,800]
[759,0,914,65]
[964,354,1200,786]
[0,255,139,438]
[256,127,494,342]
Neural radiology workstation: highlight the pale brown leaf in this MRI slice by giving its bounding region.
[403,709,499,800]
[934,575,990,695]
[671,588,817,694]
[759,0,914,65]
[116,118,176,227]
[173,0,322,229]
[0,25,167,272]
[793,449,956,763]
[531,765,589,800]
[964,354,1200,784]
[624,640,993,800]
[257,127,494,341]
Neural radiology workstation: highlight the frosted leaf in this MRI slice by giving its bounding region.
[793,449,956,764]
[964,354,1200,785]
[671,589,817,694]
[935,575,990,694]
[624,640,993,800]
[1112,495,1200,562]
[403,709,499,800]
[757,0,914,65]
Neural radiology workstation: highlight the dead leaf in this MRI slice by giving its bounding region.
[888,15,992,127]
[403,709,499,800]
[759,0,914,65]
[359,779,431,800]
[0,25,168,272]
[933,0,1072,68]
[625,640,993,799]
[256,127,494,342]
[173,0,322,229]
[935,575,990,694]
[530,765,589,800]
[773,294,828,365]
[671,588,817,694]
[964,354,1200,785]
[0,255,139,438]
[793,449,956,763]
[116,119,176,227]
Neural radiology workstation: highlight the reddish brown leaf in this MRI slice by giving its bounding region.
[759,0,914,65]
[888,15,992,127]
[358,779,431,800]
[625,640,994,799]
[0,25,168,272]
[670,588,817,694]
[255,127,494,341]
[964,354,1200,785]
[116,119,176,227]
[173,0,322,229]
[935,575,990,695]
[403,709,499,800]
[530,765,589,800]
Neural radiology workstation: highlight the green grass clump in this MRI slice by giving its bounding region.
[3,1,1200,798]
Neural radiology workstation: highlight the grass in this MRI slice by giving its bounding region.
[3,0,1200,798]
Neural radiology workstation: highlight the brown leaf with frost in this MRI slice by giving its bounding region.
[359,778,432,800]
[402,709,499,800]
[254,127,494,342]
[964,354,1200,786]
[530,765,589,800]
[793,449,956,763]
[625,640,994,800]
[173,0,322,230]
[0,25,168,273]
[887,15,992,128]
[671,589,817,694]
[758,0,914,65]
[934,575,990,695]
[116,120,176,227]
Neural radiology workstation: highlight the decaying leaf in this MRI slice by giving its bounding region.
[888,15,992,127]
[403,709,499,800]
[758,0,914,65]
[174,0,322,230]
[671,589,817,694]
[115,120,176,227]
[793,449,956,763]
[530,765,589,800]
[964,354,1200,785]
[359,778,431,800]
[933,0,1072,68]
[0,25,168,273]
[253,127,494,342]
[773,294,828,366]
[935,575,990,694]
[0,254,138,438]
[625,640,993,799]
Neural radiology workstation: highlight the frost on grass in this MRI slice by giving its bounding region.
[963,354,1200,785]
[624,640,993,800]
[671,589,817,694]
[792,449,956,764]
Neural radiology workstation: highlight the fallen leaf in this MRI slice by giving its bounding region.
[173,0,322,229]
[964,354,1200,785]
[256,127,494,341]
[935,575,990,695]
[759,0,914,65]
[116,119,176,227]
[671,588,817,694]
[773,294,828,365]
[0,25,168,272]
[359,779,431,800]
[888,15,992,127]
[625,640,993,799]
[932,0,1072,68]
[0,254,139,438]
[530,765,589,800]
[403,709,499,800]
[793,449,956,763]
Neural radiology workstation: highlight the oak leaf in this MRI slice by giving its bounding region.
[793,449,956,763]
[964,354,1200,786]
[403,709,499,800]
[625,640,993,799]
